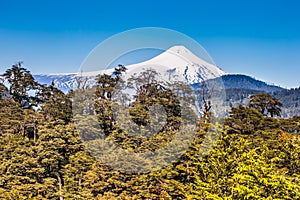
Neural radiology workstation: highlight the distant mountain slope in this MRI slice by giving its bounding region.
[273,87,300,117]
[216,81,299,118]
[0,83,9,99]
[192,74,300,118]
[207,74,284,93]
[34,74,76,93]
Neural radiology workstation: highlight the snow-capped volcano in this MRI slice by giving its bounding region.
[128,45,226,83]
[34,45,226,92]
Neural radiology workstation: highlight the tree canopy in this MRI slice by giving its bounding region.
[0,63,299,199]
[249,93,283,117]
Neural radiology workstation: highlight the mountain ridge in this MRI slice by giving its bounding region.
[202,74,284,93]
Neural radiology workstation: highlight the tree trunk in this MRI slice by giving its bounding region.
[33,124,37,143]
[56,173,63,200]
[33,117,37,143]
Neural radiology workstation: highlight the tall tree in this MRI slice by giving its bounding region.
[225,105,264,134]
[249,93,283,117]
[2,62,39,108]
[37,81,72,123]
[94,65,127,135]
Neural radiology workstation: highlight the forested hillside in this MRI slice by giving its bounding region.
[192,74,283,93]
[274,87,300,117]
[221,88,300,118]
[0,63,300,199]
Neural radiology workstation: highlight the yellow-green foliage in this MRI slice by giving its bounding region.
[1,65,300,199]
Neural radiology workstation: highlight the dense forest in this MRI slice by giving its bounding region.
[0,63,300,199]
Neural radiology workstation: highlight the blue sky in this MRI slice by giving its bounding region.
[0,0,299,88]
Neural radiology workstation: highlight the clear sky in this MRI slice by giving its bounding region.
[0,0,299,88]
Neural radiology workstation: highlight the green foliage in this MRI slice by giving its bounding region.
[94,65,127,135]
[0,98,24,134]
[183,130,300,199]
[37,82,73,123]
[2,62,39,108]
[0,64,299,199]
[225,105,264,134]
[249,93,283,117]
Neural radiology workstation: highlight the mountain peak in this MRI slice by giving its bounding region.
[165,45,200,62]
[129,45,226,83]
[167,45,191,54]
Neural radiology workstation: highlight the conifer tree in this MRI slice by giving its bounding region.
[249,93,283,117]
[225,105,264,134]
[37,81,72,123]
[2,62,39,108]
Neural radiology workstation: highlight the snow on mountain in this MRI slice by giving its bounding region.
[34,74,77,93]
[34,45,226,92]
[133,45,226,83]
